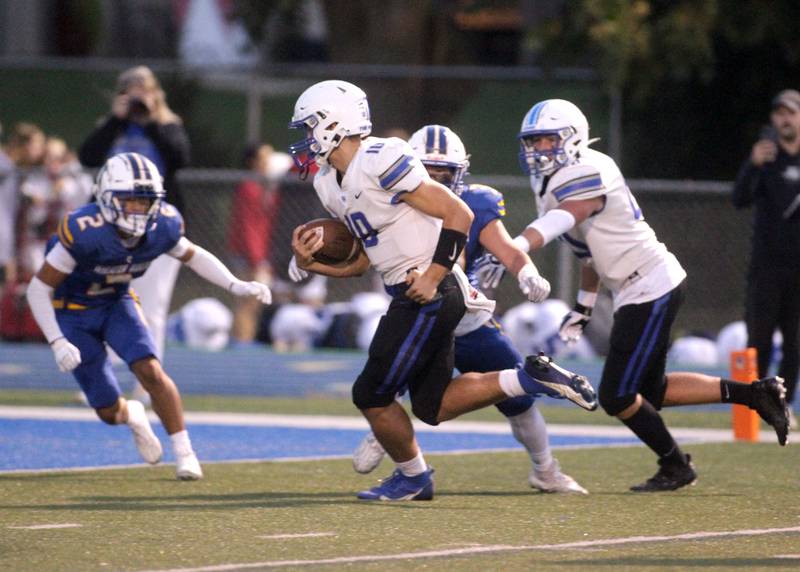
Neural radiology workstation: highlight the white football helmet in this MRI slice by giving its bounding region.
[95,153,164,237]
[518,99,590,176]
[408,124,470,193]
[288,80,372,170]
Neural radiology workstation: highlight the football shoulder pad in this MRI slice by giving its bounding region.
[462,184,506,220]
[548,163,606,203]
[362,137,425,192]
[155,202,185,245]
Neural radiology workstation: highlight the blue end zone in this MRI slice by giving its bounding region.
[0,418,639,472]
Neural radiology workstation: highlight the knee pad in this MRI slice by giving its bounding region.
[495,395,535,418]
[598,385,637,416]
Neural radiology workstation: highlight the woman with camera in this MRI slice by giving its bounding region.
[79,66,191,402]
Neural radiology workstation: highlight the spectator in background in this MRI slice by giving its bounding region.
[79,65,190,402]
[1,123,46,341]
[15,136,93,280]
[732,89,800,429]
[227,143,283,344]
[0,120,19,288]
[8,123,47,281]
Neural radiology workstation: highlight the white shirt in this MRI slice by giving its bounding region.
[314,136,441,286]
[533,148,686,309]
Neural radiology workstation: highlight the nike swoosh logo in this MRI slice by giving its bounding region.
[355,192,363,199]
[447,242,458,261]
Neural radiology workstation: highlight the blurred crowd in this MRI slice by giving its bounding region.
[0,115,776,370]
[0,121,93,340]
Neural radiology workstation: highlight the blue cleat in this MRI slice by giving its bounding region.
[518,354,598,411]
[356,468,435,501]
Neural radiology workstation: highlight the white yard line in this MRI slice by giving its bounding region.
[0,405,751,441]
[8,523,82,530]
[257,533,336,540]
[139,526,800,571]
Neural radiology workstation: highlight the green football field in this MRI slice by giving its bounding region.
[1,391,799,571]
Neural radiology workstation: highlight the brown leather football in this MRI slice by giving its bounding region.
[304,218,360,265]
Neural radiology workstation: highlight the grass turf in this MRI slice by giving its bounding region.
[1,443,798,571]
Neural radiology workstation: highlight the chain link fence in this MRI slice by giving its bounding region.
[174,169,748,338]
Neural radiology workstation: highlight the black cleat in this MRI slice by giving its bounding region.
[630,454,697,492]
[751,376,790,446]
[521,354,598,411]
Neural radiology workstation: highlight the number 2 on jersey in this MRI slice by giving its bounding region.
[345,212,378,247]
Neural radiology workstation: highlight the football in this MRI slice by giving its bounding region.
[304,218,360,265]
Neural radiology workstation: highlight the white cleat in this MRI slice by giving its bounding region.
[789,409,798,431]
[352,432,386,474]
[126,400,162,465]
[175,452,203,481]
[529,459,588,495]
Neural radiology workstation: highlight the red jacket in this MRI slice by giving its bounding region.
[228,178,281,267]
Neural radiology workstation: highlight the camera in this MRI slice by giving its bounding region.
[128,97,149,117]
[760,125,779,143]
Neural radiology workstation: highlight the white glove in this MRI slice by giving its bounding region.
[517,264,551,303]
[230,280,272,304]
[559,303,593,344]
[474,253,506,290]
[51,337,81,372]
[288,256,309,283]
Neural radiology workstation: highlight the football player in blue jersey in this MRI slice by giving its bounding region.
[350,125,587,494]
[26,153,271,480]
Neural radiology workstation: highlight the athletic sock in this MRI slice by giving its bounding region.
[396,452,427,477]
[622,400,687,465]
[509,407,553,469]
[499,369,527,397]
[170,429,194,457]
[720,378,753,407]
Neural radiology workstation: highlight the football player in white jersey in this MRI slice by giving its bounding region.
[348,124,588,494]
[509,98,790,491]
[287,81,598,501]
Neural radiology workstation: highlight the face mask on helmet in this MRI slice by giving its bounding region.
[408,124,470,193]
[288,80,372,172]
[95,153,164,238]
[518,99,590,176]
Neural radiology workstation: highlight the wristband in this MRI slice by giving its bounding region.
[431,228,468,270]
[512,235,530,253]
[576,289,598,308]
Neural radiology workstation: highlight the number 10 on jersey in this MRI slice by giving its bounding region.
[345,211,378,247]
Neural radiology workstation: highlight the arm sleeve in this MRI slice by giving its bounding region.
[45,242,77,274]
[144,122,191,171]
[78,116,127,167]
[182,243,240,291]
[731,159,761,208]
[168,236,191,258]
[26,277,65,344]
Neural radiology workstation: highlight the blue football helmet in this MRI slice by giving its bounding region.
[518,99,590,176]
[408,124,470,193]
[95,153,164,237]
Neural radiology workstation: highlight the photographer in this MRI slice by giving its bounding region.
[732,89,800,427]
[79,66,190,212]
[78,66,191,402]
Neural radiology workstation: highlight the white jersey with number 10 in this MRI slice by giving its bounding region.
[313,136,442,286]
